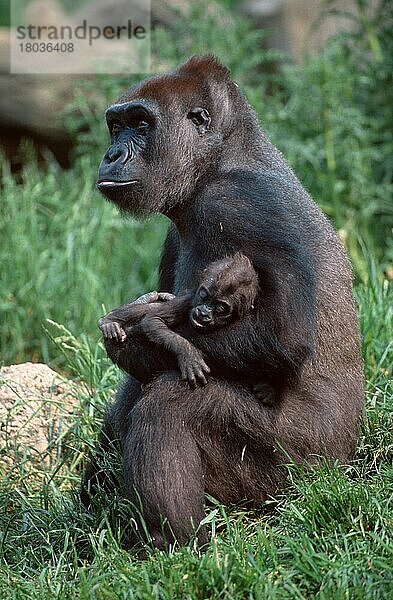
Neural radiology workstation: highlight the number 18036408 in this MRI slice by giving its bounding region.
[19,42,74,52]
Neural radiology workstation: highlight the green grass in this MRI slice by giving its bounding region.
[0,282,391,598]
[0,0,392,597]
[0,144,168,367]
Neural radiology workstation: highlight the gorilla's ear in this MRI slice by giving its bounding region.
[187,107,211,135]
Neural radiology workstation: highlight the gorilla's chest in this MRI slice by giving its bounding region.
[173,230,241,294]
[172,202,241,294]
[174,244,204,294]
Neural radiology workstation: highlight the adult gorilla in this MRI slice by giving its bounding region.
[83,56,364,550]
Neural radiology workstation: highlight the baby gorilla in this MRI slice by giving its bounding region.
[99,252,259,389]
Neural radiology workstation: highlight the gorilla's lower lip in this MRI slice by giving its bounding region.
[97,180,138,188]
[190,315,206,329]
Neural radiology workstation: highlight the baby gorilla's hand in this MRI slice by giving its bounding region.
[99,320,127,343]
[178,349,211,389]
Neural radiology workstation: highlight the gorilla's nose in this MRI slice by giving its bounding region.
[106,143,129,165]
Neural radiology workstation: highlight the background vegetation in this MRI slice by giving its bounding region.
[0,0,392,597]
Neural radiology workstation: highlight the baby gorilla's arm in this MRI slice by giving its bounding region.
[135,315,211,388]
[99,291,210,387]
[98,291,176,342]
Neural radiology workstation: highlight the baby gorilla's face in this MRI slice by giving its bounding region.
[189,253,259,331]
[189,284,233,331]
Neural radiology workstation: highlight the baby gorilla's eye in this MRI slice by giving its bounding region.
[215,301,231,316]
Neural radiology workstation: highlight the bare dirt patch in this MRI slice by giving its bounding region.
[0,362,78,476]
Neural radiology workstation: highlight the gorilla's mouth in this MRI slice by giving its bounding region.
[190,314,214,331]
[97,180,138,190]
[190,315,205,329]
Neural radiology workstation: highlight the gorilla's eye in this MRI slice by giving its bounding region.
[215,301,231,316]
[110,121,122,134]
[198,287,209,301]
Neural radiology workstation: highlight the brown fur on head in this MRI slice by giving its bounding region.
[198,252,259,318]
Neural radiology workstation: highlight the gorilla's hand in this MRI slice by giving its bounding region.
[177,347,211,389]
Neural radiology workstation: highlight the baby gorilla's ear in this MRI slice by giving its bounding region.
[230,253,258,288]
[231,252,255,279]
[232,251,250,263]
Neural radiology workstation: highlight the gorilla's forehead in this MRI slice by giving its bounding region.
[118,73,204,108]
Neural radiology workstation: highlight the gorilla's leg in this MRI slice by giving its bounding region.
[80,418,119,508]
[123,372,207,550]
[121,374,283,549]
[81,375,142,507]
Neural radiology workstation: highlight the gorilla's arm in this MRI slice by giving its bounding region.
[105,172,316,386]
[98,291,176,341]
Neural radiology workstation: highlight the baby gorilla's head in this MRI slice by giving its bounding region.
[190,252,259,331]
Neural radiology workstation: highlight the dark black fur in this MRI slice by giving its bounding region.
[82,56,364,550]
